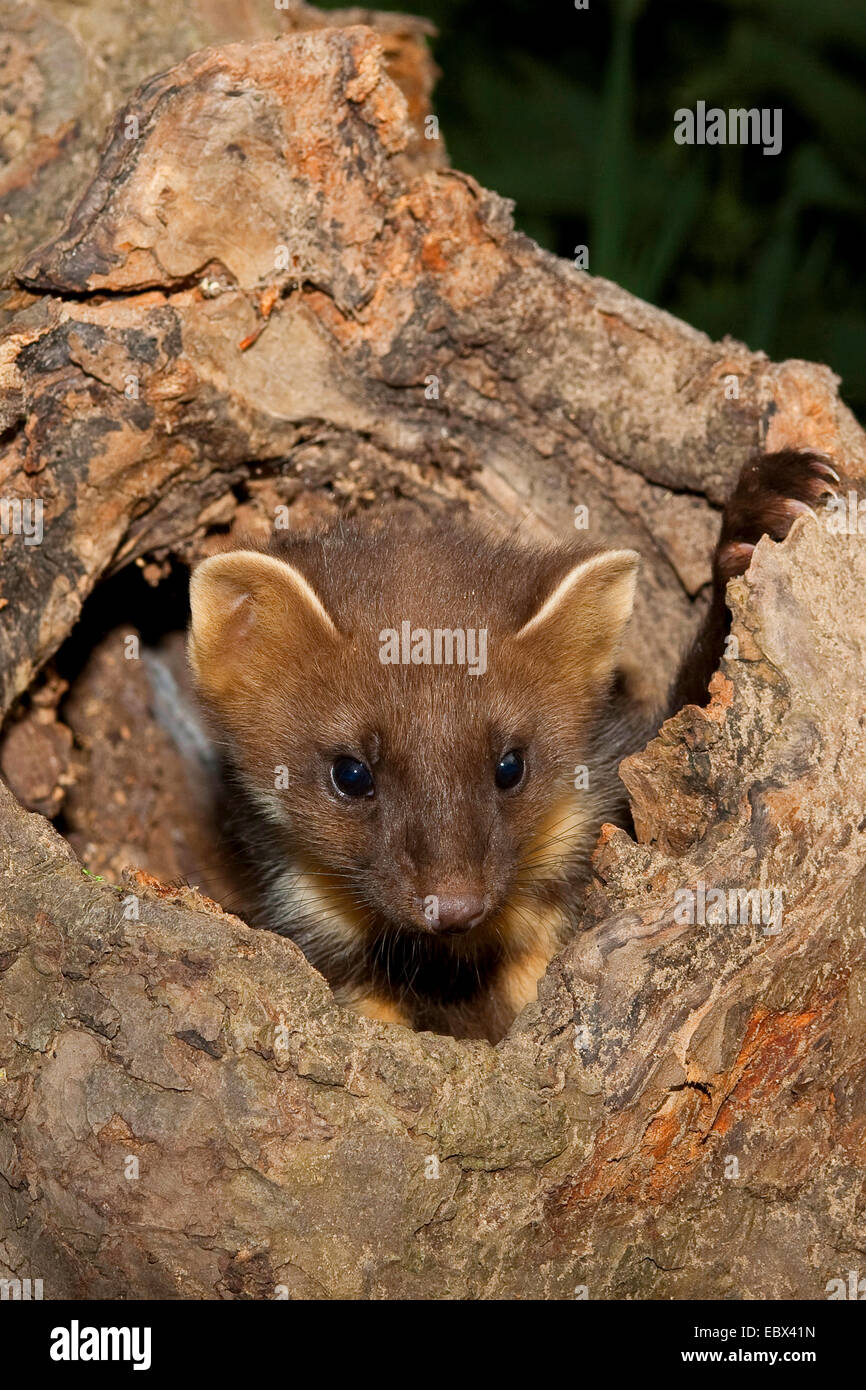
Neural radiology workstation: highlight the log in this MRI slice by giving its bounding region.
[0,12,865,1300]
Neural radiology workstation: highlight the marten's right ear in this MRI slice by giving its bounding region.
[188,550,339,708]
[511,549,639,688]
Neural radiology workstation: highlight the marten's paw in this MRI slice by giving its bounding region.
[716,448,840,584]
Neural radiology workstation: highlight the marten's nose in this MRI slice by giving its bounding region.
[428,891,488,933]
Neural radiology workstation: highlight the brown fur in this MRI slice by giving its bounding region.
[188,451,839,1042]
[189,515,643,1041]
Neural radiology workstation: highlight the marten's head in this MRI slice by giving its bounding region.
[188,519,637,957]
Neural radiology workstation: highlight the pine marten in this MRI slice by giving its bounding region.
[187,450,837,1041]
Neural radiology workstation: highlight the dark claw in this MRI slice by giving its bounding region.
[785,498,818,520]
[810,458,841,486]
[714,448,844,584]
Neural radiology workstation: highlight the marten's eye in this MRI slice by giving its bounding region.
[331,756,375,799]
[495,749,525,791]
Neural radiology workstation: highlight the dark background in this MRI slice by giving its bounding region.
[321,0,866,418]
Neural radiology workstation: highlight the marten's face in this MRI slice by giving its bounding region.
[188,540,637,951]
[211,655,588,940]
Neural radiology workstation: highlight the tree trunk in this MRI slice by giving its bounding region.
[0,8,864,1300]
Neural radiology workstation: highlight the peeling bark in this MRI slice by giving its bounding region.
[0,12,864,1300]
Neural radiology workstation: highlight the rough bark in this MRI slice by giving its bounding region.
[0,12,864,1300]
[0,0,441,280]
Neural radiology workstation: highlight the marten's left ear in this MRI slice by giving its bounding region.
[512,550,639,686]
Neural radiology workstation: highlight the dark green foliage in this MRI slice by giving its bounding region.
[318,0,866,417]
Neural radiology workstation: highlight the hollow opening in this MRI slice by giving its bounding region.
[0,556,244,913]
[0,491,667,1046]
